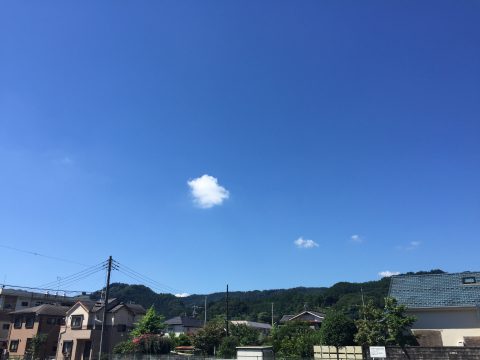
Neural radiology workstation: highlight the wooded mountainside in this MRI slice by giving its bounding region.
[91,270,444,322]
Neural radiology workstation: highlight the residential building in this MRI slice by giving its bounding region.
[164,316,203,336]
[56,299,145,359]
[389,271,480,346]
[7,304,69,358]
[231,320,272,336]
[279,310,325,329]
[0,287,80,351]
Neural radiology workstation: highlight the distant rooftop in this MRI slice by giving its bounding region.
[10,304,69,316]
[231,320,272,329]
[389,271,480,309]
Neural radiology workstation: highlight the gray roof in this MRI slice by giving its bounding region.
[165,316,203,328]
[10,304,69,316]
[389,272,480,309]
[231,320,272,330]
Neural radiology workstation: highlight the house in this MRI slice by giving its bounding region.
[279,310,325,329]
[56,299,145,359]
[230,321,272,336]
[0,287,81,351]
[164,316,203,335]
[389,271,480,346]
[7,304,69,358]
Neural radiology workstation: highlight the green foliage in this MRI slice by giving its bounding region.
[26,334,48,359]
[269,321,322,358]
[355,297,417,347]
[113,340,139,354]
[319,311,356,347]
[231,324,262,346]
[192,320,226,355]
[176,333,192,346]
[133,334,173,354]
[130,306,165,338]
[218,336,239,359]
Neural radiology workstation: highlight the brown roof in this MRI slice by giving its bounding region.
[9,304,69,316]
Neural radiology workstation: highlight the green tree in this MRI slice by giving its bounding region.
[192,320,226,355]
[355,297,416,347]
[131,306,165,338]
[113,340,139,354]
[26,334,48,359]
[218,336,239,359]
[231,324,261,346]
[269,321,321,358]
[320,312,356,360]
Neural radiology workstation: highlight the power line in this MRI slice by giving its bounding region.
[1,283,91,294]
[38,261,108,289]
[0,244,90,266]
[113,260,183,294]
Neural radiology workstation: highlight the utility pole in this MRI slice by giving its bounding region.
[361,287,366,320]
[226,284,229,336]
[204,296,207,326]
[271,302,274,327]
[99,256,112,360]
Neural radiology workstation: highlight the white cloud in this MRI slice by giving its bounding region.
[396,241,421,251]
[378,271,400,278]
[175,293,190,298]
[187,174,230,208]
[351,234,363,243]
[406,241,421,251]
[294,237,319,249]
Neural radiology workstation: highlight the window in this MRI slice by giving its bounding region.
[463,277,476,284]
[2,324,9,330]
[9,340,19,352]
[25,316,35,329]
[47,318,57,325]
[14,317,22,329]
[71,315,83,329]
[117,324,127,332]
[62,341,73,355]
[21,301,29,307]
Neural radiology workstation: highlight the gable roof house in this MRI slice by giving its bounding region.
[231,320,272,335]
[389,271,480,347]
[279,310,325,329]
[0,287,82,352]
[56,299,145,360]
[7,304,69,359]
[165,316,203,336]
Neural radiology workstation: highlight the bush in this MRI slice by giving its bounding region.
[133,334,173,354]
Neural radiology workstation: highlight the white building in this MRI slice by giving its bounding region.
[389,271,480,346]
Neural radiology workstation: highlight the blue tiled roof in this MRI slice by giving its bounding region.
[389,272,480,309]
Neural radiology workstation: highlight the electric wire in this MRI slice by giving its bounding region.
[38,260,108,289]
[1,283,91,294]
[116,268,174,294]
[0,244,90,266]
[113,260,182,294]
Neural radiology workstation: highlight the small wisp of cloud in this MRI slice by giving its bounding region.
[175,293,190,298]
[350,234,364,244]
[188,174,230,208]
[397,241,421,251]
[294,237,318,249]
[378,271,400,278]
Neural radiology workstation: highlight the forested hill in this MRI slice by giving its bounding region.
[90,270,443,322]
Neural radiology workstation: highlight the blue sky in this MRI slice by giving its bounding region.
[0,1,479,296]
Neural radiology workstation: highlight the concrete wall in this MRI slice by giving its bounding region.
[364,346,480,360]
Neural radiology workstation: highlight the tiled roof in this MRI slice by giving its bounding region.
[9,304,69,316]
[165,316,203,328]
[389,272,480,309]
